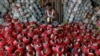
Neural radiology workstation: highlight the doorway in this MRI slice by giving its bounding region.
[40,0,64,23]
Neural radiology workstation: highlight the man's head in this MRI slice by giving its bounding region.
[45,2,52,10]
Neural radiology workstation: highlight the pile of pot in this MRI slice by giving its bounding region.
[63,0,93,23]
[0,15,100,56]
[11,0,42,23]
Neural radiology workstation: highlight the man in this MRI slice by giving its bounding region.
[43,2,58,26]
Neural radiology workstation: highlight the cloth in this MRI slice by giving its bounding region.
[46,9,55,19]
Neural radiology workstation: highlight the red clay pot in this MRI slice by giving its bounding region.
[17,42,25,50]
[13,39,21,47]
[42,39,50,48]
[7,37,15,44]
[0,48,5,55]
[27,50,36,56]
[27,31,34,37]
[50,34,57,40]
[26,44,33,51]
[0,38,6,48]
[12,19,19,23]
[88,53,95,56]
[22,37,30,45]
[21,29,28,35]
[63,37,70,45]
[12,31,18,37]
[41,48,51,56]
[5,43,15,53]
[13,48,24,56]
[56,38,62,45]
[53,28,58,34]
[17,34,23,41]
[50,39,57,46]
[95,49,100,56]
[52,45,64,54]
[34,43,43,51]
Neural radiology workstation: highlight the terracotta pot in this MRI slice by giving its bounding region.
[53,28,58,34]
[41,48,51,56]
[42,39,50,48]
[29,21,36,25]
[50,34,57,40]
[95,49,100,56]
[36,50,42,56]
[84,35,90,40]
[64,24,70,30]
[32,35,40,44]
[58,29,63,37]
[51,52,60,56]
[21,29,28,35]
[46,29,53,35]
[58,25,64,30]
[72,52,79,56]
[24,22,29,26]
[22,37,30,45]
[0,38,6,48]
[13,39,21,47]
[40,24,47,30]
[42,36,50,41]
[47,25,53,30]
[13,49,24,56]
[5,43,15,53]
[4,33,12,40]
[34,43,42,51]
[56,45,64,54]
[33,28,41,35]
[27,31,34,37]
[6,51,12,56]
[50,39,57,46]
[17,34,23,41]
[5,14,11,19]
[18,42,25,50]
[97,40,100,45]
[41,32,48,38]
[0,48,5,55]
[56,38,62,45]
[88,53,95,56]
[63,37,70,45]
[72,31,78,37]
[61,52,69,56]
[12,19,19,23]
[67,33,72,40]
[74,42,80,48]
[74,25,78,30]
[15,22,23,32]
[76,35,82,42]
[82,46,89,55]
[7,37,15,44]
[26,44,33,51]
[4,26,13,33]
[27,25,33,30]
[12,31,18,37]
[27,50,36,56]
[5,18,11,24]
[6,22,13,27]
[52,45,64,54]
[90,43,98,50]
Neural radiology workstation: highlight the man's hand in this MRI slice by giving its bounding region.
[47,17,53,23]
